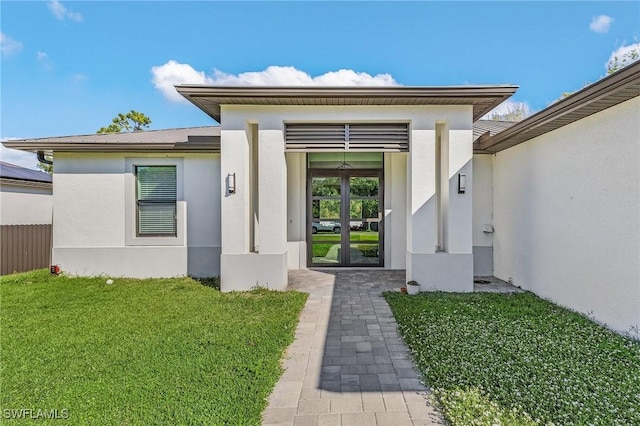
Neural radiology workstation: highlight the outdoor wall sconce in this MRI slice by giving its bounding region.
[227,173,236,194]
[458,174,466,194]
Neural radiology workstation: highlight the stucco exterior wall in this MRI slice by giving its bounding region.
[472,154,494,275]
[221,105,474,292]
[0,183,52,225]
[493,97,640,334]
[52,152,221,278]
[384,152,407,270]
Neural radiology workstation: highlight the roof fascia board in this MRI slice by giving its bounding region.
[177,85,518,124]
[0,177,52,189]
[1,142,220,153]
[479,62,640,152]
[176,85,518,99]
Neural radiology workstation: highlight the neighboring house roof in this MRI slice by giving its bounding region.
[477,61,640,153]
[0,161,52,183]
[473,120,516,146]
[175,85,519,123]
[2,126,220,154]
[0,161,52,189]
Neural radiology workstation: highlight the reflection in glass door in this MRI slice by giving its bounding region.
[310,176,343,265]
[308,171,383,266]
[349,175,381,265]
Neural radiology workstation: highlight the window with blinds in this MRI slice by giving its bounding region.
[285,123,409,152]
[136,166,177,236]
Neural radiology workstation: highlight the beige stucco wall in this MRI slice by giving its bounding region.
[0,183,52,225]
[52,152,221,278]
[493,96,640,334]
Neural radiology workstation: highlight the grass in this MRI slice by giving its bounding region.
[312,231,379,258]
[1,269,308,425]
[384,291,640,425]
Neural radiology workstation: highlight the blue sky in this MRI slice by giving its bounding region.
[2,1,639,168]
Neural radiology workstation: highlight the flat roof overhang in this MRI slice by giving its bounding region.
[477,61,640,153]
[2,127,221,155]
[175,85,519,123]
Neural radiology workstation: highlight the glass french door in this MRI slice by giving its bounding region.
[308,170,383,267]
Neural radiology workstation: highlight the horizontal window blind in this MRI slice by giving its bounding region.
[136,166,177,236]
[285,123,409,152]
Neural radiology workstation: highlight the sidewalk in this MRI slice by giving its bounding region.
[262,269,444,426]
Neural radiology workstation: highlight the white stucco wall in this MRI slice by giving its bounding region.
[384,152,407,270]
[0,183,52,225]
[221,105,474,292]
[52,152,221,278]
[472,154,494,275]
[286,152,307,270]
[493,97,640,334]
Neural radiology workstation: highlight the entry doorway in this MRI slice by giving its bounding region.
[307,166,384,267]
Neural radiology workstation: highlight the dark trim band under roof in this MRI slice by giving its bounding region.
[175,85,519,123]
[477,61,640,153]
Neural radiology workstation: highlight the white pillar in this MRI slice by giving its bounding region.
[220,125,288,291]
[220,129,250,255]
[406,129,437,256]
[258,130,287,254]
[406,123,473,292]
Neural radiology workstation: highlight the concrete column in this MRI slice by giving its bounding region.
[220,129,250,255]
[258,130,287,254]
[447,129,473,254]
[220,126,288,291]
[406,129,437,255]
[406,124,473,292]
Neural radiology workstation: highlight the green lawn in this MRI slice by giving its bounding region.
[1,270,308,425]
[312,231,379,258]
[385,291,640,425]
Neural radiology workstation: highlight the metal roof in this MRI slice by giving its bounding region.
[0,161,52,183]
[473,120,516,145]
[175,85,519,123]
[2,126,220,154]
[478,61,640,153]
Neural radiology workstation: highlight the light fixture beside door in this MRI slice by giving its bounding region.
[227,173,236,194]
[458,174,466,194]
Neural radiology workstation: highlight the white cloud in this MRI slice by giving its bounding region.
[47,0,83,22]
[1,33,23,57]
[151,61,399,102]
[0,139,39,170]
[36,51,48,60]
[151,61,215,102]
[606,42,640,71]
[482,100,532,121]
[590,15,613,33]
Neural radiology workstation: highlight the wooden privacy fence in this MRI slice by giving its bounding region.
[1,225,52,275]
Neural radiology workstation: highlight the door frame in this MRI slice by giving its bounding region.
[306,168,384,267]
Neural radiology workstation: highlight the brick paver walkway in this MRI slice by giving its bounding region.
[262,269,444,426]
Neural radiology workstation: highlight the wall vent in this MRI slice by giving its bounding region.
[285,123,409,152]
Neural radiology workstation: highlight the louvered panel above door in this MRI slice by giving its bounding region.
[284,124,346,151]
[348,124,409,151]
[285,123,409,152]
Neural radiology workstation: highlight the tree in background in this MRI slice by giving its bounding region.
[553,46,640,104]
[607,46,639,75]
[37,110,152,173]
[97,110,151,133]
[488,103,530,122]
[37,156,53,174]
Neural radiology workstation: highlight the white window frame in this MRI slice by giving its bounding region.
[125,157,185,246]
